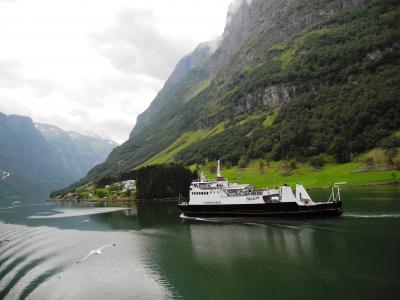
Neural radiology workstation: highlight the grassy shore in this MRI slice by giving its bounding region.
[201,159,400,189]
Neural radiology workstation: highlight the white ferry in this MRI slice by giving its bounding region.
[179,161,343,218]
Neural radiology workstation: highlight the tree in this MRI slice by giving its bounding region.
[309,155,325,169]
[329,136,350,163]
[258,160,266,174]
[238,155,249,169]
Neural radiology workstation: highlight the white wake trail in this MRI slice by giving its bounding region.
[344,213,400,218]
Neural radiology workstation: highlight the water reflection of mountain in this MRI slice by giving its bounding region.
[136,202,180,228]
[89,206,140,230]
[88,202,180,230]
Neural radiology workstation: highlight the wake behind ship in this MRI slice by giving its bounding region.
[179,161,343,218]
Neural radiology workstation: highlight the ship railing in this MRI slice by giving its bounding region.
[327,182,346,202]
[225,190,263,197]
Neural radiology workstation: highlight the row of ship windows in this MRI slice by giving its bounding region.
[192,191,217,195]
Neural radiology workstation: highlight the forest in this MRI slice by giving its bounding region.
[135,164,198,200]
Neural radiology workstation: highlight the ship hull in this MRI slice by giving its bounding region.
[179,201,343,218]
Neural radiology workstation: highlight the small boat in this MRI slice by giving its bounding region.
[179,160,343,218]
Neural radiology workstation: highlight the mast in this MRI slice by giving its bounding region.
[200,167,206,181]
[216,160,225,181]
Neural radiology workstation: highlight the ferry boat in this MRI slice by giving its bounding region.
[179,160,343,218]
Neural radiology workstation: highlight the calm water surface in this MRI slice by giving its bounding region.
[0,185,399,299]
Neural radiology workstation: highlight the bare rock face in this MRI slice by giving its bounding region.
[233,85,299,115]
[165,41,216,87]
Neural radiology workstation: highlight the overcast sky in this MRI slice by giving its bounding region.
[0,0,233,143]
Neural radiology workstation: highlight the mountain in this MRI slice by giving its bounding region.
[0,112,116,204]
[36,123,118,179]
[68,0,400,188]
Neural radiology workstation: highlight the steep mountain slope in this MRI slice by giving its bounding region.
[76,0,399,186]
[0,113,116,204]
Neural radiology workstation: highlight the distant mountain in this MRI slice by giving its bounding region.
[36,123,117,179]
[64,0,400,189]
[0,112,116,204]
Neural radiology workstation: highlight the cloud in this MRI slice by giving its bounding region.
[89,8,195,80]
[0,59,55,97]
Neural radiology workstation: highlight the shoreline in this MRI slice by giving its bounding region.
[51,179,400,203]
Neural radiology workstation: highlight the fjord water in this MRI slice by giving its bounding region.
[0,185,399,299]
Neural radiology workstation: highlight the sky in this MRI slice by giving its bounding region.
[0,0,233,144]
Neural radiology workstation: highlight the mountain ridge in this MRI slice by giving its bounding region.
[0,112,116,203]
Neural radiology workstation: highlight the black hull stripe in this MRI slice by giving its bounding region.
[179,202,343,218]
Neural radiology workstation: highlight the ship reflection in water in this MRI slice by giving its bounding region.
[188,222,315,265]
